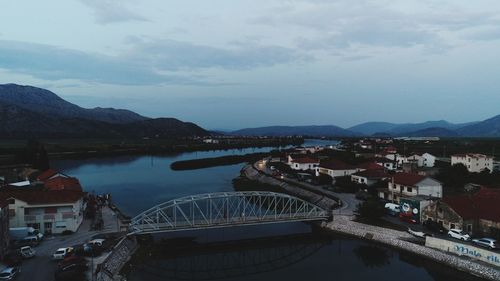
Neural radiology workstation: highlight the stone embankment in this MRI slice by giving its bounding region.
[326,216,500,281]
[96,235,138,281]
[242,164,338,210]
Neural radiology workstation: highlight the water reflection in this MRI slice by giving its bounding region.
[353,245,391,268]
[131,232,329,280]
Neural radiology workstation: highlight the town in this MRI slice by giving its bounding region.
[0,136,499,280]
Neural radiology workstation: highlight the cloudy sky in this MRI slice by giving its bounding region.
[1,0,500,130]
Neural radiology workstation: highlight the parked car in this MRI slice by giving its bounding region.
[53,247,73,260]
[58,255,88,270]
[20,236,39,246]
[88,239,106,247]
[19,246,36,258]
[399,214,417,224]
[423,220,447,234]
[407,228,431,239]
[472,238,497,250]
[0,266,21,280]
[384,203,400,216]
[448,229,471,241]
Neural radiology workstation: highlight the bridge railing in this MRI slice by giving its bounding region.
[129,191,329,234]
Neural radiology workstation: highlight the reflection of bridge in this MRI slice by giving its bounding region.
[135,233,330,280]
[129,191,330,234]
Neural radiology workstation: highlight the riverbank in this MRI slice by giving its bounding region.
[0,137,303,165]
[240,164,339,211]
[241,159,500,280]
[325,216,500,280]
[171,152,270,170]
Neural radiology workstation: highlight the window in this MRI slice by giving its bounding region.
[8,199,15,204]
[406,187,412,193]
[450,223,455,229]
[8,209,15,217]
[45,207,57,214]
[467,224,472,232]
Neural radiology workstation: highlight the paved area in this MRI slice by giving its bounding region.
[16,206,121,281]
[253,161,361,215]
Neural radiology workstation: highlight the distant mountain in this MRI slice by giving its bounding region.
[0,84,147,124]
[231,125,358,137]
[403,127,459,137]
[0,84,209,138]
[457,115,500,137]
[349,120,478,136]
[348,122,400,135]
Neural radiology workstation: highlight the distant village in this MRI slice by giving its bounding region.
[264,137,500,240]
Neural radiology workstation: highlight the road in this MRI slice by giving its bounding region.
[255,160,360,216]
[16,206,120,281]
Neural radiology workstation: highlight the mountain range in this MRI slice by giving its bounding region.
[230,118,500,138]
[0,84,209,138]
[2,83,500,139]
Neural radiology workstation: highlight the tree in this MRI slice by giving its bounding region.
[356,198,386,220]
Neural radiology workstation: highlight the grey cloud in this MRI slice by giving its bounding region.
[125,38,308,71]
[78,0,148,24]
[0,39,305,85]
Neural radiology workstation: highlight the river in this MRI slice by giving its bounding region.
[52,140,482,281]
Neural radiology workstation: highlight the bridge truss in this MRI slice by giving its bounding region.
[129,191,330,234]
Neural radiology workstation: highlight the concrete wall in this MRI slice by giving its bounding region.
[426,236,500,268]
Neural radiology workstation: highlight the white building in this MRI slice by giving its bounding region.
[378,173,442,203]
[315,160,358,178]
[288,155,319,171]
[4,190,85,234]
[451,154,494,173]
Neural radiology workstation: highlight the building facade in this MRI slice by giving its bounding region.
[5,190,85,234]
[451,154,493,173]
[378,173,442,203]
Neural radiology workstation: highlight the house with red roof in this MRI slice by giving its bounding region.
[287,155,319,171]
[1,189,85,234]
[36,169,69,182]
[378,172,442,203]
[351,169,390,186]
[44,176,82,192]
[315,159,358,178]
[422,187,500,236]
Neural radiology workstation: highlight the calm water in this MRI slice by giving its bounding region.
[52,140,481,281]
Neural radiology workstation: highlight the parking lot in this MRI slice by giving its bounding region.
[12,206,120,281]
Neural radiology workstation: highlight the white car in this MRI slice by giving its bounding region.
[448,229,470,241]
[88,239,106,247]
[19,246,36,258]
[0,267,20,280]
[472,238,497,249]
[52,247,73,260]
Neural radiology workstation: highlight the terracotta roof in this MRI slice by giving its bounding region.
[352,169,390,179]
[291,156,319,164]
[356,162,384,171]
[373,157,393,164]
[319,159,355,170]
[443,187,500,222]
[36,169,58,181]
[44,176,82,192]
[391,173,426,186]
[0,190,85,205]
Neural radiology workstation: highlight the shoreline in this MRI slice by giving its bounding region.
[240,160,500,280]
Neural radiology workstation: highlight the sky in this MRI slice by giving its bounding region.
[1,0,500,130]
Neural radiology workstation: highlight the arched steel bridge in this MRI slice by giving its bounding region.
[129,191,330,234]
